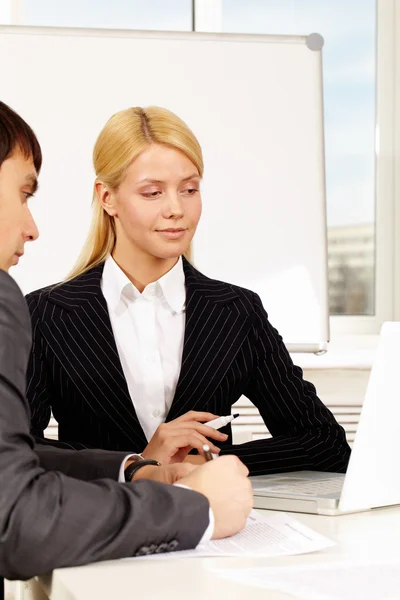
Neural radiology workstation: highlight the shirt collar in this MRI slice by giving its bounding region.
[101,255,136,313]
[157,257,186,314]
[101,255,185,314]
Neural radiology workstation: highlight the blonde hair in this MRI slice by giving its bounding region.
[67,106,203,280]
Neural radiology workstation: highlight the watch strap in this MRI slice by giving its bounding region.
[124,458,161,482]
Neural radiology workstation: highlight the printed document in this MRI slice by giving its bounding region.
[140,510,335,559]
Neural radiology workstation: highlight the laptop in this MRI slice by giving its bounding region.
[250,322,400,515]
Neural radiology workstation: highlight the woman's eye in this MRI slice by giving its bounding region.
[183,188,199,195]
[142,190,162,198]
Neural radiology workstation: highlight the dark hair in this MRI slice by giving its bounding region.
[0,101,42,173]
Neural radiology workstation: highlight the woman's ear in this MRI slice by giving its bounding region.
[95,181,118,216]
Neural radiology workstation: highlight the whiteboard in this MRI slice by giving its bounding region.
[0,26,329,352]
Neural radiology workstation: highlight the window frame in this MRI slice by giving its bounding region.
[332,0,396,336]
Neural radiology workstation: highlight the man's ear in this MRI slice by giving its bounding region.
[95,181,118,216]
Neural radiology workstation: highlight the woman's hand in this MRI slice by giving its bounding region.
[141,411,228,464]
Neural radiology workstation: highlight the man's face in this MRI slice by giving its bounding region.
[0,150,39,272]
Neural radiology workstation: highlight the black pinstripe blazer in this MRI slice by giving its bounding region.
[26,258,351,475]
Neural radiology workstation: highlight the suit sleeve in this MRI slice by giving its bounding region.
[219,293,351,475]
[26,292,89,450]
[0,272,210,581]
[35,444,129,480]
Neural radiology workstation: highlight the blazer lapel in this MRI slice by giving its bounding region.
[40,265,148,447]
[168,259,254,420]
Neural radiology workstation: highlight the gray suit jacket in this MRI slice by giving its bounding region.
[0,270,209,581]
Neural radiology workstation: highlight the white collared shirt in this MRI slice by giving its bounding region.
[101,255,186,443]
[103,259,214,544]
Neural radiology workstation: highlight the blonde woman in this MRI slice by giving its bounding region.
[26,107,350,475]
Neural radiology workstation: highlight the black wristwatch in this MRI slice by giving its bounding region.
[124,456,161,482]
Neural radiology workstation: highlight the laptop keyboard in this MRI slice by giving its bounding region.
[258,477,344,496]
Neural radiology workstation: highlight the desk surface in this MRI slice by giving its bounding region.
[39,506,400,600]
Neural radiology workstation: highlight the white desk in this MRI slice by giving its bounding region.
[35,506,400,600]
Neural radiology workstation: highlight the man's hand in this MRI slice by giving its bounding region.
[184,454,206,466]
[177,455,253,539]
[141,411,228,464]
[130,462,197,485]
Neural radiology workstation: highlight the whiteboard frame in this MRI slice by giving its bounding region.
[0,23,309,45]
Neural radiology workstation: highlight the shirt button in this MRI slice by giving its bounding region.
[153,410,161,418]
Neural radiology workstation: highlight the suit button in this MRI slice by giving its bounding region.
[148,544,158,554]
[135,546,150,556]
[155,543,169,554]
[168,540,179,551]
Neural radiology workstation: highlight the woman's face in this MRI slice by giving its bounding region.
[99,143,202,262]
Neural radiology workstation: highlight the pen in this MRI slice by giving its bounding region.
[205,413,240,430]
[202,444,214,462]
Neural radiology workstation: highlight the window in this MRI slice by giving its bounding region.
[1,0,193,31]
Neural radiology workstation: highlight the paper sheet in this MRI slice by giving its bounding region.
[212,560,400,600]
[139,510,335,559]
